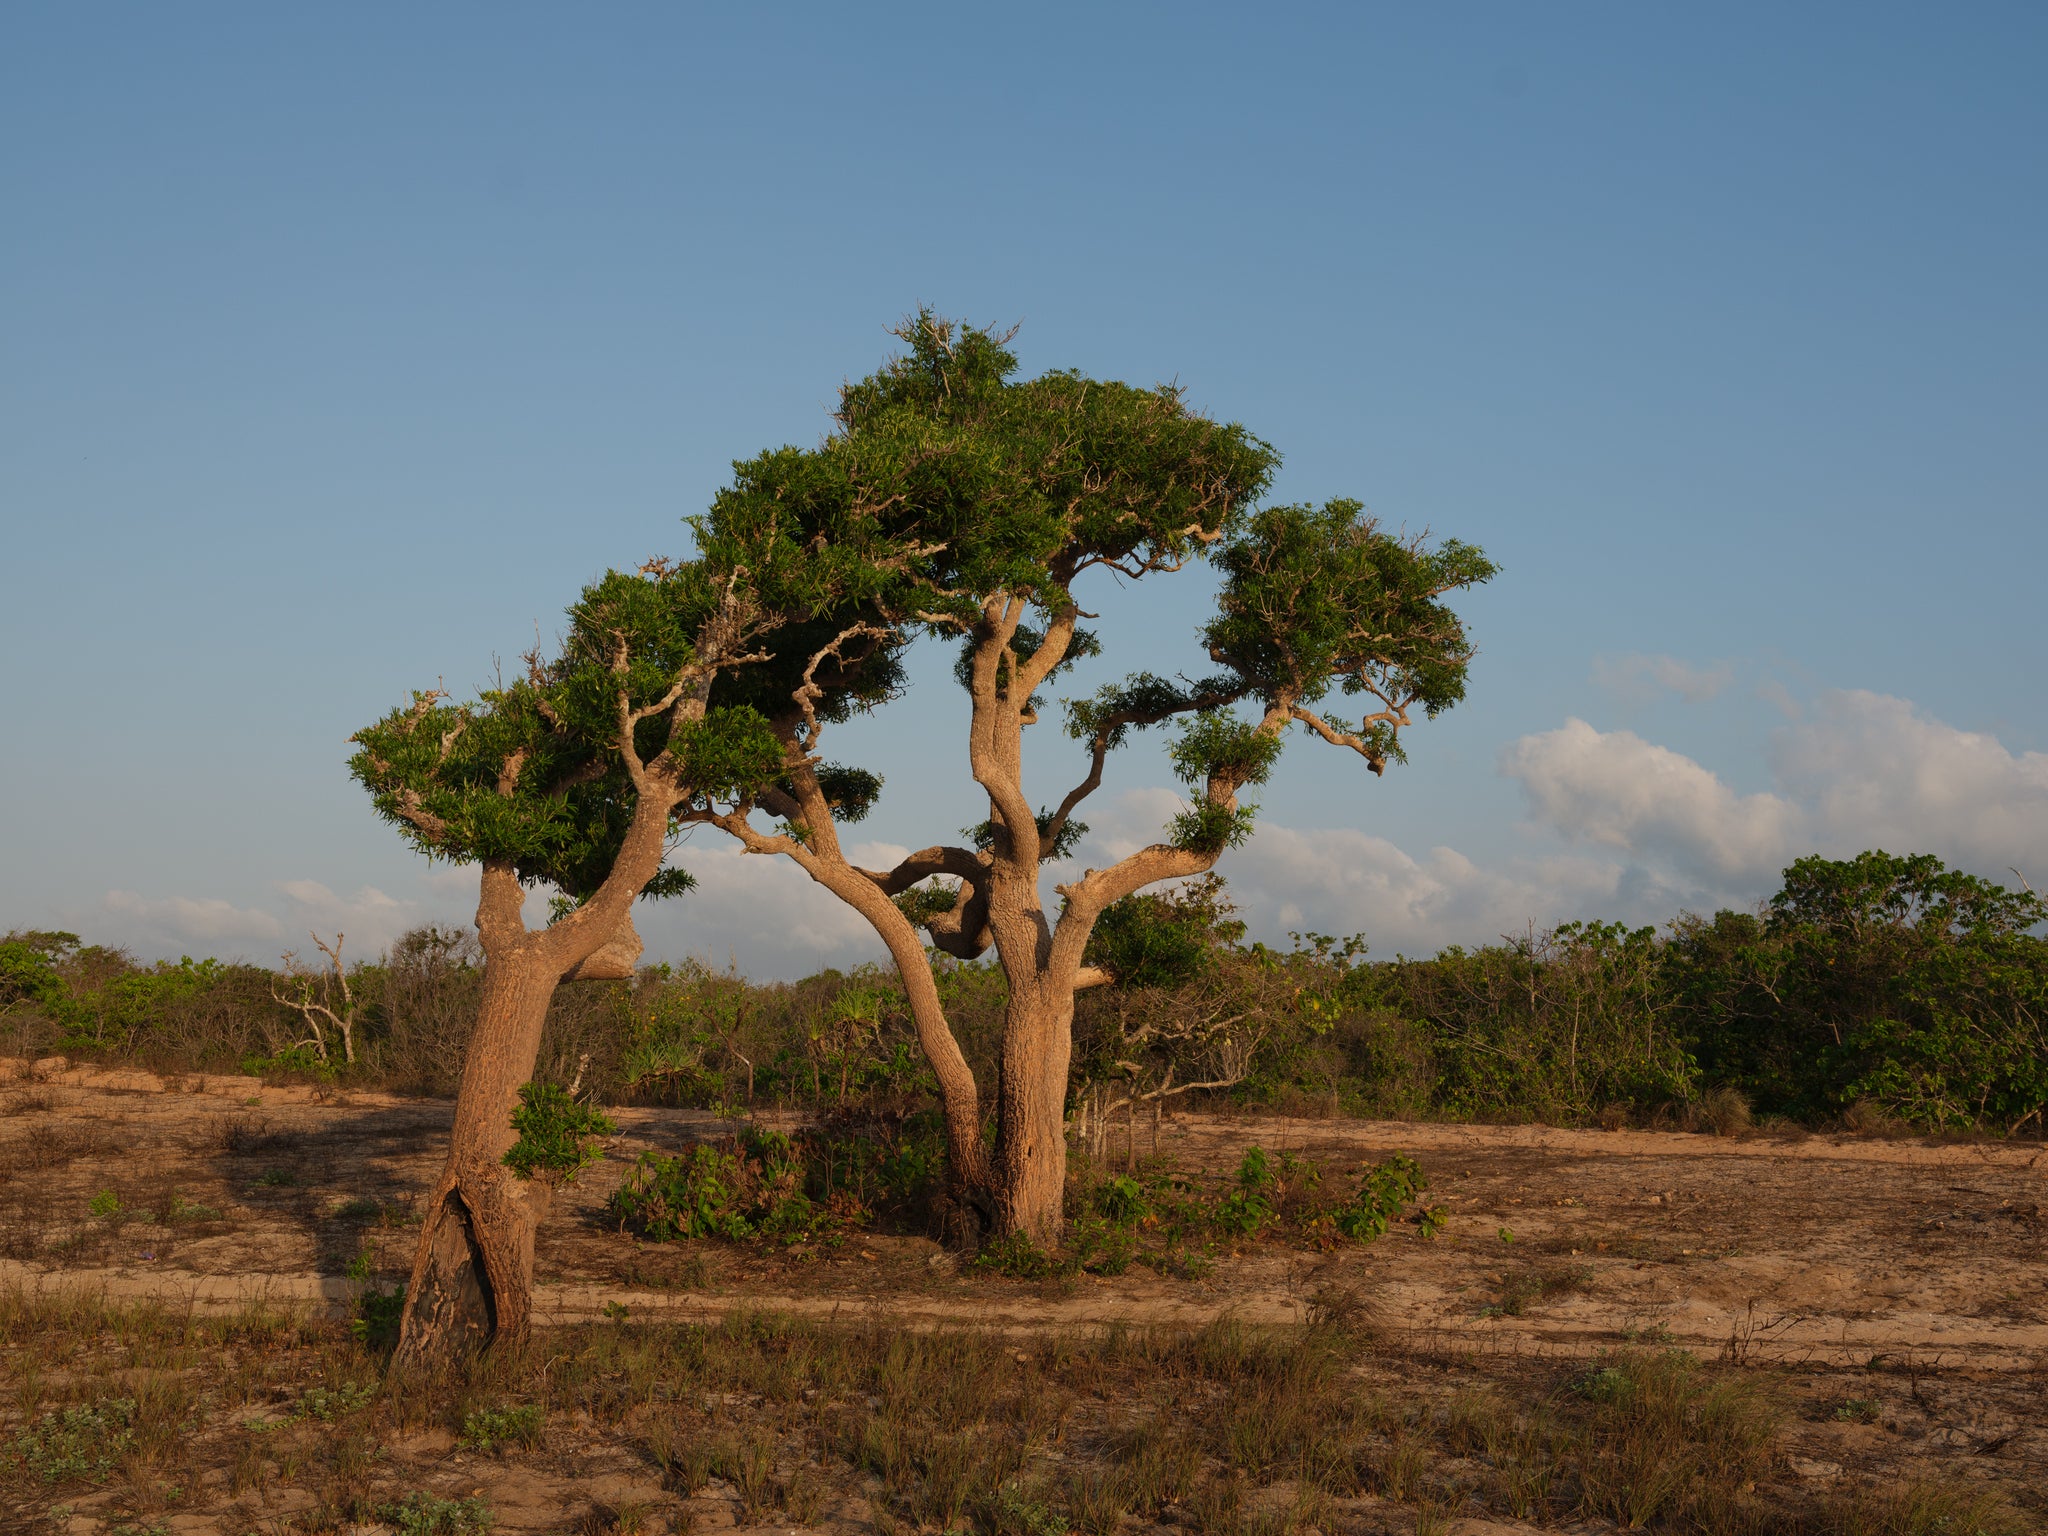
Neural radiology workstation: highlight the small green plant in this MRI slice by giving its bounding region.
[460,1402,545,1453]
[1145,1243,1213,1280]
[1331,1153,1428,1240]
[251,1167,297,1187]
[1834,1396,1881,1423]
[1067,1217,1137,1275]
[972,1231,1064,1279]
[608,1126,825,1242]
[502,1081,616,1181]
[328,1196,383,1220]
[350,1286,405,1351]
[380,1493,493,1535]
[1095,1174,1150,1225]
[10,1398,136,1482]
[86,1189,121,1220]
[294,1380,376,1421]
[1213,1146,1276,1235]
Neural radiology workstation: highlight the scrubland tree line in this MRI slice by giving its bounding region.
[8,850,2042,1139]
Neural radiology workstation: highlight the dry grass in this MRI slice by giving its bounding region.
[0,1287,2028,1536]
[4,1294,2031,1531]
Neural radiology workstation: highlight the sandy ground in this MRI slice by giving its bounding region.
[2,1055,2044,1533]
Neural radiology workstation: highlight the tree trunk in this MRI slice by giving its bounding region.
[990,985,1073,1246]
[390,943,558,1373]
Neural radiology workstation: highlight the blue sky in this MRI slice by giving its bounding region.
[4,4,2044,973]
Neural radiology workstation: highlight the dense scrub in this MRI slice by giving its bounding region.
[3,850,2043,1136]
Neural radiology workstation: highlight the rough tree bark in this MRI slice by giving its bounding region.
[390,820,668,1373]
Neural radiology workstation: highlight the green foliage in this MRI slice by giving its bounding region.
[1331,1154,1428,1241]
[1167,800,1257,856]
[1669,851,2048,1126]
[380,1493,493,1536]
[1207,498,1499,745]
[292,1381,376,1421]
[459,1403,544,1453]
[1168,713,1282,794]
[971,1232,1062,1278]
[611,1143,771,1242]
[0,930,71,1011]
[1204,1146,1269,1245]
[502,1081,616,1181]
[964,807,1092,862]
[1095,1175,1150,1225]
[351,1287,405,1353]
[9,1397,136,1482]
[1086,876,1245,991]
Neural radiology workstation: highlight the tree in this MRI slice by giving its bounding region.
[682,313,1498,1244]
[349,535,899,1367]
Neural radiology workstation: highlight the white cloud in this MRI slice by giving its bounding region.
[1494,692,2048,904]
[1773,690,2048,875]
[1060,789,1642,955]
[638,834,892,977]
[1592,652,1734,707]
[1217,825,1636,955]
[1501,718,1801,882]
[101,890,282,950]
[273,879,429,957]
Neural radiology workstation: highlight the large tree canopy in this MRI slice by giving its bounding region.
[673,313,1499,1241]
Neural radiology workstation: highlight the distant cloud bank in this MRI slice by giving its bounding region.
[75,688,2048,973]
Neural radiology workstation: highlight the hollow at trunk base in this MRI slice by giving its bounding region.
[391,1191,495,1373]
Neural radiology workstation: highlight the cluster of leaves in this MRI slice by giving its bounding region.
[379,1494,493,1536]
[610,1115,945,1244]
[1,930,243,1054]
[459,1402,545,1454]
[619,963,941,1113]
[1228,850,2048,1134]
[8,1397,136,1482]
[972,1146,1436,1280]
[502,1080,616,1181]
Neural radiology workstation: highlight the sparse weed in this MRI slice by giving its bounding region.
[460,1402,545,1453]
[381,1493,494,1535]
[9,1397,137,1482]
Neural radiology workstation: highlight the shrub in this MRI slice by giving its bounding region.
[502,1081,616,1181]
[460,1403,544,1453]
[1331,1154,1428,1241]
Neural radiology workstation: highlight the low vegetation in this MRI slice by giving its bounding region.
[0,1290,2020,1534]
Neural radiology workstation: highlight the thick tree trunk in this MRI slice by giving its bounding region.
[990,984,1074,1246]
[389,941,559,1373]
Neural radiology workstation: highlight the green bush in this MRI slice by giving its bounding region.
[1331,1153,1428,1241]
[502,1081,616,1181]
[459,1403,544,1453]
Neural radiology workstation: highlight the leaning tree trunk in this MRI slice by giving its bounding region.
[990,983,1075,1247]
[389,910,643,1373]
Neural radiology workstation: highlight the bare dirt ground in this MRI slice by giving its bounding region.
[2,1055,2044,1534]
